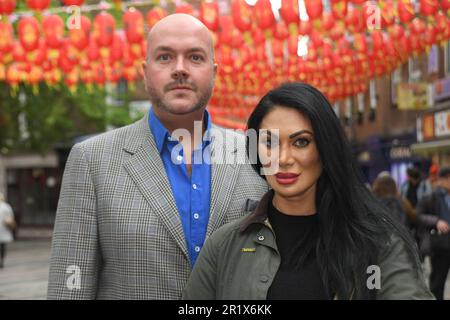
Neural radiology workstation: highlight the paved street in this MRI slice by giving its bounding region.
[0,239,51,300]
[0,233,449,300]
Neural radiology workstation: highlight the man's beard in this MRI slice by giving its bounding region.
[148,80,214,115]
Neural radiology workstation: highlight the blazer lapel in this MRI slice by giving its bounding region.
[123,116,189,261]
[206,127,241,238]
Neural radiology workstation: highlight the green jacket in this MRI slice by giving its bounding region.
[183,191,435,300]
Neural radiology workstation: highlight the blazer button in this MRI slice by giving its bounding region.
[258,235,265,241]
[260,275,269,283]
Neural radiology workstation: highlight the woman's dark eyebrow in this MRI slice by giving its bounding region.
[289,130,314,139]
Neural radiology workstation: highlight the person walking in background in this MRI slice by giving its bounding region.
[48,14,267,299]
[372,174,417,229]
[427,164,440,191]
[417,167,450,300]
[183,83,433,300]
[401,166,432,208]
[0,192,16,269]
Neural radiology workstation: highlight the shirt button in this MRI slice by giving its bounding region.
[192,184,197,190]
[193,213,199,219]
[258,235,265,241]
[260,275,269,283]
[194,246,201,252]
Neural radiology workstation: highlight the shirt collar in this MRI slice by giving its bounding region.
[148,108,213,154]
[240,189,274,233]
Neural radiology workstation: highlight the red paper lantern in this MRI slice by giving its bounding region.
[274,21,289,41]
[288,36,298,58]
[146,7,167,29]
[231,0,252,33]
[86,37,99,61]
[0,20,13,53]
[410,18,426,35]
[200,1,219,32]
[353,33,368,54]
[26,38,46,65]
[230,28,244,49]
[175,4,194,16]
[109,32,124,63]
[346,7,365,34]
[255,0,276,37]
[0,0,15,15]
[123,8,144,44]
[280,0,299,35]
[18,16,40,51]
[26,0,50,11]
[93,11,115,47]
[425,24,437,47]
[304,0,323,20]
[12,41,25,62]
[43,14,64,49]
[69,15,90,50]
[388,24,405,40]
[298,20,312,35]
[63,0,84,5]
[442,0,450,11]
[380,0,395,28]
[398,0,415,24]
[218,16,235,48]
[6,63,21,87]
[330,0,348,20]
[420,0,438,17]
[320,13,335,33]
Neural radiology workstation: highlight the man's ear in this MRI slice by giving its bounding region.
[142,60,148,92]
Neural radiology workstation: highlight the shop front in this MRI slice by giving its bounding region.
[411,76,450,165]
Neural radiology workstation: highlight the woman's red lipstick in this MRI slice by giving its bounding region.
[275,172,299,185]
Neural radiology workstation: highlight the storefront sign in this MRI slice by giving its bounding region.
[397,83,431,110]
[435,109,450,137]
[389,146,412,159]
[434,76,450,102]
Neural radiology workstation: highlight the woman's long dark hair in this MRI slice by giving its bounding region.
[246,82,421,299]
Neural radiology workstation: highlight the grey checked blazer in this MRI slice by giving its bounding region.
[47,113,268,299]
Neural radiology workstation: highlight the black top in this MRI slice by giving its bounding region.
[266,201,331,300]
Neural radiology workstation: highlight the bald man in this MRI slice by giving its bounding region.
[47,14,267,299]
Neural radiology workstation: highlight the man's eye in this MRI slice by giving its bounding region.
[158,54,171,61]
[191,55,204,62]
[294,138,310,148]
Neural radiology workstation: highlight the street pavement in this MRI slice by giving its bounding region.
[0,239,51,300]
[0,234,449,300]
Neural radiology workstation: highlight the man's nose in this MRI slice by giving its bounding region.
[172,56,189,80]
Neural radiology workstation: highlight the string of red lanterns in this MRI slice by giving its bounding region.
[0,0,450,129]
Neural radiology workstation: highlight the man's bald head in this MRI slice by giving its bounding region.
[146,14,215,62]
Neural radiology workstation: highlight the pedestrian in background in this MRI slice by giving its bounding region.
[417,167,450,300]
[372,174,416,229]
[0,192,16,269]
[401,166,432,208]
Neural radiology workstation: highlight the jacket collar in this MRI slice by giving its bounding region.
[240,189,274,232]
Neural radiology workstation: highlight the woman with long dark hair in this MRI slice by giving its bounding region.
[183,82,433,299]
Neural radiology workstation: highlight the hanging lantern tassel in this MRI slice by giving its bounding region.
[32,84,39,95]
[10,84,18,97]
[112,0,123,11]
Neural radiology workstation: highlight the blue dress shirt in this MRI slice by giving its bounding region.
[148,108,212,266]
